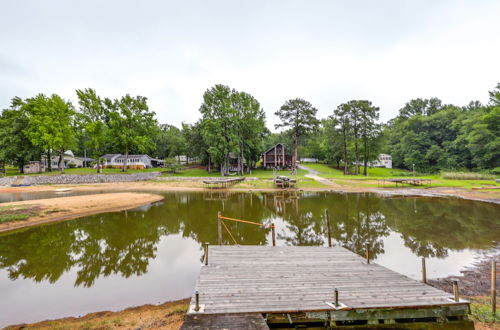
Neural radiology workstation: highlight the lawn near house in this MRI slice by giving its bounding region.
[2,167,164,177]
[302,163,500,190]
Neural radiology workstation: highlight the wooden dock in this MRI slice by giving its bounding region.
[203,177,245,189]
[182,245,473,329]
[378,178,432,187]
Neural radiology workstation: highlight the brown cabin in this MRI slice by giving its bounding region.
[262,143,294,169]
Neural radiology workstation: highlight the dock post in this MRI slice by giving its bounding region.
[217,211,222,245]
[492,260,497,314]
[422,258,427,284]
[195,290,200,311]
[453,280,459,302]
[204,242,209,265]
[365,243,370,264]
[271,224,276,247]
[334,288,339,308]
[325,209,332,247]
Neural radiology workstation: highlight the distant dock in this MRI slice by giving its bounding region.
[182,245,473,329]
[203,177,245,189]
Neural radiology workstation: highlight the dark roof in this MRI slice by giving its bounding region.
[262,143,285,155]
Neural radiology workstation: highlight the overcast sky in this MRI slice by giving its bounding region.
[1,0,499,129]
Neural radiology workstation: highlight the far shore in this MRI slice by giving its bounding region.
[0,180,499,205]
[0,192,164,233]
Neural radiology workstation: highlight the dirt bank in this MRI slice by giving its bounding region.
[4,299,189,330]
[429,255,500,297]
[0,192,164,233]
[1,180,499,204]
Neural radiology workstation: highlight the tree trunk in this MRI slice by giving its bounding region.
[354,134,359,175]
[18,159,24,174]
[59,149,65,174]
[208,155,211,173]
[343,128,348,175]
[123,147,128,172]
[363,137,368,176]
[47,150,52,172]
[293,136,298,175]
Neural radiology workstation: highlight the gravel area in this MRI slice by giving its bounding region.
[1,172,162,186]
[0,177,16,186]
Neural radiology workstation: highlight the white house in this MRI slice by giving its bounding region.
[102,154,164,169]
[42,150,90,169]
[368,154,392,169]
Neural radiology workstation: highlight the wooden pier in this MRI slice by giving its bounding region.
[182,245,473,329]
[378,178,432,187]
[203,177,245,189]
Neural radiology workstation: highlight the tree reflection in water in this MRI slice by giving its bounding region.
[0,191,498,287]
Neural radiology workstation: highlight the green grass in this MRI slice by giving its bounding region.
[302,163,500,190]
[0,204,39,223]
[469,297,499,324]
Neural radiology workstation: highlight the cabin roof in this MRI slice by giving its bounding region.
[262,143,285,155]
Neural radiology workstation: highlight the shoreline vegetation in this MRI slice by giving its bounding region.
[0,193,164,233]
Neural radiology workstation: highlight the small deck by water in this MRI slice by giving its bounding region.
[203,177,245,189]
[183,245,472,329]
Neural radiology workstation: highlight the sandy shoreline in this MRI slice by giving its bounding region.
[0,192,165,233]
[1,180,499,204]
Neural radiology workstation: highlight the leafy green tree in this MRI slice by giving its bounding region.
[182,121,209,167]
[76,88,109,173]
[107,95,157,172]
[23,94,75,173]
[154,124,186,160]
[358,101,381,176]
[164,157,182,173]
[199,84,239,176]
[321,117,344,168]
[0,97,40,173]
[334,102,352,174]
[233,91,266,174]
[398,98,443,119]
[275,98,319,173]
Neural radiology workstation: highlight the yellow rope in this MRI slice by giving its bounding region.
[219,215,267,227]
[221,220,238,245]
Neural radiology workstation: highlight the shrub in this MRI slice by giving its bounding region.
[491,167,500,175]
[164,157,182,173]
[441,172,495,180]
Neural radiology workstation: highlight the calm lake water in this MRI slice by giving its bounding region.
[0,191,498,326]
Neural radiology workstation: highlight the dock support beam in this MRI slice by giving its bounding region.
[422,258,427,284]
[492,260,497,315]
[271,224,276,247]
[334,288,339,308]
[217,211,222,245]
[325,209,332,247]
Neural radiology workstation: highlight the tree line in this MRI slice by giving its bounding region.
[0,83,498,175]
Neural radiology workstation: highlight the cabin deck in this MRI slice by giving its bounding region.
[183,245,472,329]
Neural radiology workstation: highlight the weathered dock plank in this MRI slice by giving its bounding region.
[182,313,269,329]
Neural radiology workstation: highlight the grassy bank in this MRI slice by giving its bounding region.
[5,299,190,330]
[304,163,500,190]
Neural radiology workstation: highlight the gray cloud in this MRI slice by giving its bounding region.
[1,0,499,128]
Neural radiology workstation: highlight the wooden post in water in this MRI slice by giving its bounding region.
[325,209,332,248]
[271,224,276,247]
[492,260,497,315]
[453,280,459,302]
[365,243,370,264]
[204,242,209,265]
[334,288,339,308]
[217,211,222,246]
[422,258,427,284]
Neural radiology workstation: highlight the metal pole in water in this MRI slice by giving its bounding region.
[217,211,222,245]
[271,223,276,247]
[204,242,209,266]
[334,288,339,308]
[365,243,370,264]
[453,280,459,302]
[195,291,200,312]
[492,260,497,315]
[325,209,332,248]
[422,258,427,284]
